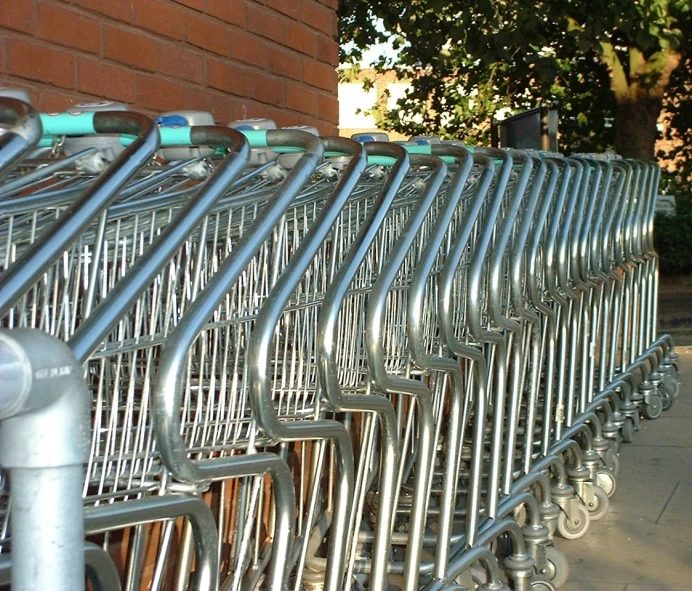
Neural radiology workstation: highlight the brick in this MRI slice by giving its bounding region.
[159,43,205,85]
[104,25,158,72]
[285,82,317,116]
[302,58,336,92]
[316,33,339,67]
[263,0,301,19]
[38,3,101,54]
[207,0,246,27]
[134,0,186,41]
[229,29,268,69]
[299,114,330,134]
[39,88,79,112]
[207,57,248,96]
[0,0,36,34]
[317,0,338,9]
[0,78,41,104]
[7,39,75,89]
[264,107,295,128]
[136,73,187,112]
[302,0,333,33]
[172,0,204,10]
[227,96,251,122]
[78,57,136,103]
[70,0,134,23]
[284,21,316,57]
[247,71,284,107]
[317,93,338,125]
[186,13,231,55]
[186,86,231,123]
[246,3,284,43]
[266,45,301,82]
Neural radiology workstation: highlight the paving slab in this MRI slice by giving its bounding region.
[609,445,691,482]
[630,418,692,447]
[554,348,692,588]
[657,482,692,526]
[562,583,626,591]
[599,477,678,525]
[557,522,692,586]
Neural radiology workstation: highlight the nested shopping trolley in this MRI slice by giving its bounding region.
[0,95,682,591]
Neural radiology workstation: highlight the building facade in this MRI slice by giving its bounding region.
[0,0,339,133]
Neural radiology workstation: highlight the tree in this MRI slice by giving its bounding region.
[339,0,690,160]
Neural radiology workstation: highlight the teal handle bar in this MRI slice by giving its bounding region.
[40,112,97,136]
[35,120,464,165]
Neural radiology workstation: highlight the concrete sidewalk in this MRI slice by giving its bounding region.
[557,346,692,590]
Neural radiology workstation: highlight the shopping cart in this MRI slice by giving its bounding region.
[0,94,682,591]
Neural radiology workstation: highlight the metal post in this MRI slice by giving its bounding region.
[0,329,90,591]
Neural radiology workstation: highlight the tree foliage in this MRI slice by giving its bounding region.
[339,0,690,160]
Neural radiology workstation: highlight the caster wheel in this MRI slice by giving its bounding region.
[556,503,590,540]
[597,468,617,497]
[604,449,620,477]
[659,388,673,411]
[585,486,609,520]
[468,564,488,587]
[643,393,663,420]
[621,418,635,443]
[534,545,569,588]
[530,582,556,591]
[495,533,514,561]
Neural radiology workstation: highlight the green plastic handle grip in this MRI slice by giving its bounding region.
[40,112,96,136]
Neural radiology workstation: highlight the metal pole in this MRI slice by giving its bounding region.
[10,466,85,591]
[0,329,90,591]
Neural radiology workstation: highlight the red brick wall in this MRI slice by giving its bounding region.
[0,0,340,133]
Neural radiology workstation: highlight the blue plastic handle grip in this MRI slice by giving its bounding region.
[155,115,188,127]
[40,113,96,136]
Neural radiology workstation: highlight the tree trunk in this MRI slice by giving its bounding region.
[614,95,662,161]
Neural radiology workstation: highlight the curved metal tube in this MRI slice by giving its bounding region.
[406,145,474,578]
[84,543,123,591]
[317,142,410,591]
[0,542,123,591]
[469,149,532,515]
[69,126,251,363]
[0,97,43,183]
[85,494,219,591]
[0,111,159,316]
[438,153,501,542]
[153,130,324,591]
[421,545,505,591]
[247,136,367,591]
[365,153,447,591]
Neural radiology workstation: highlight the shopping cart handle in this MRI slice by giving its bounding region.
[40,112,98,136]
